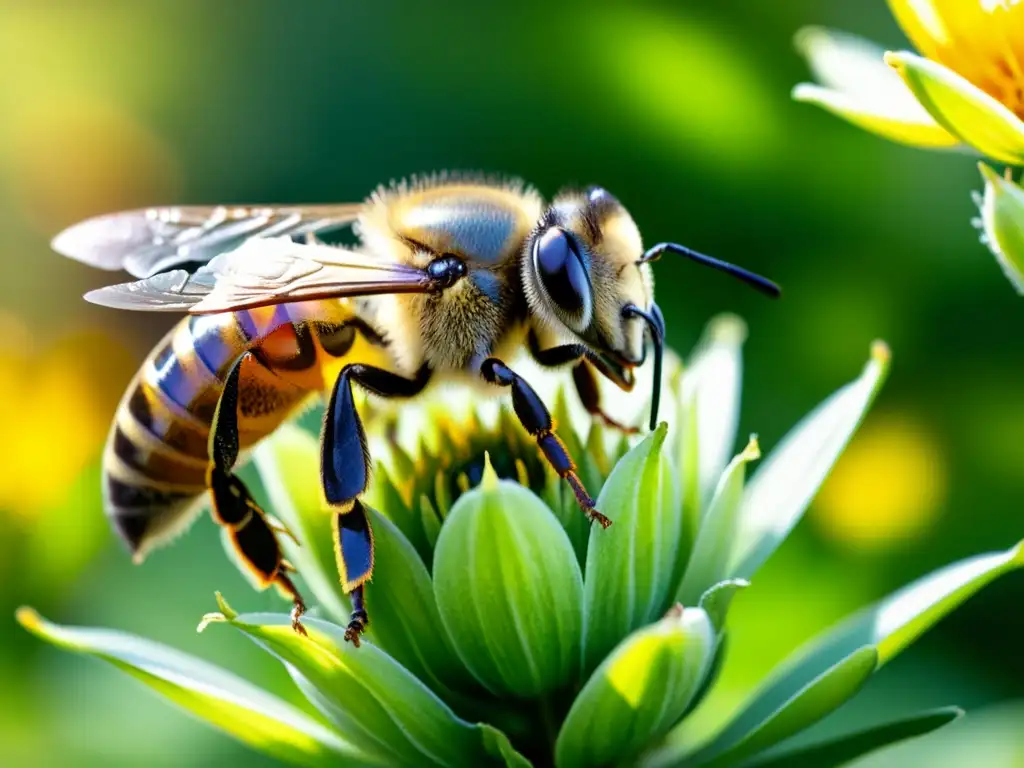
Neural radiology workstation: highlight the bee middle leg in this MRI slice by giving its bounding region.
[322,363,432,645]
[208,352,307,635]
[480,357,611,528]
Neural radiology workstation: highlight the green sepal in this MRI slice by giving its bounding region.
[433,457,585,697]
[555,606,715,768]
[361,506,476,696]
[977,163,1024,294]
[677,437,760,603]
[219,611,509,767]
[583,424,680,670]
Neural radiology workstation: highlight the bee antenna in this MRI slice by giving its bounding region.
[623,304,664,432]
[638,242,781,298]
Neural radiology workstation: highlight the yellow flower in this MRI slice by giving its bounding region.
[794,1,1024,165]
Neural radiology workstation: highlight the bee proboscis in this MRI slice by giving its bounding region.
[54,173,779,643]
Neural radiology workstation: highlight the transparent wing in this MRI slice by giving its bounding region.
[52,203,362,278]
[84,238,432,313]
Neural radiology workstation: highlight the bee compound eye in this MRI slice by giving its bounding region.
[533,228,592,327]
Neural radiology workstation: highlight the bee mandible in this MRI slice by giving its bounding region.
[53,173,779,644]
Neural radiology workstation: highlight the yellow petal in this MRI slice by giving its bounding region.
[886,0,1024,106]
[886,50,1024,164]
[792,28,958,149]
[978,162,1024,293]
[793,83,960,148]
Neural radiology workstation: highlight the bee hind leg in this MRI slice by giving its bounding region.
[208,352,307,635]
[481,356,611,528]
[322,363,432,645]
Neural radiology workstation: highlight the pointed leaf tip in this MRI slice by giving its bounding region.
[215,591,238,619]
[15,606,41,633]
[870,339,891,365]
[481,451,499,491]
[706,313,747,345]
[742,434,761,461]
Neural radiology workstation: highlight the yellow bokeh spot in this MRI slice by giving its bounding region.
[814,413,947,550]
[2,94,180,232]
[0,329,133,519]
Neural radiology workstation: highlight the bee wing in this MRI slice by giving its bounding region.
[84,237,432,313]
[52,204,362,278]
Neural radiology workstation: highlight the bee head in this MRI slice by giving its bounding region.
[524,185,780,430]
[524,186,653,371]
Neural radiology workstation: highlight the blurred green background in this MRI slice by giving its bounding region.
[2,1,1022,765]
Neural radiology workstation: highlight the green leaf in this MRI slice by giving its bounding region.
[678,539,1023,765]
[727,342,890,581]
[16,608,370,767]
[433,458,584,697]
[219,611,504,767]
[792,539,1024,672]
[252,424,349,624]
[677,437,760,603]
[683,314,747,509]
[361,506,476,695]
[696,646,879,767]
[583,424,680,670]
[555,606,715,768]
[743,706,963,768]
[977,162,1024,295]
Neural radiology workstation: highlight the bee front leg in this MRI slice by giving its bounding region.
[480,357,611,528]
[208,353,307,635]
[322,363,431,646]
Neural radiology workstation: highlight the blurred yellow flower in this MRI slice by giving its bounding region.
[794,1,1024,165]
[813,413,947,551]
[0,323,132,518]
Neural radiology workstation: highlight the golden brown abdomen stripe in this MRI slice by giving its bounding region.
[104,306,332,560]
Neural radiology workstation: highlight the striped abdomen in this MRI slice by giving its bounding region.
[105,302,362,560]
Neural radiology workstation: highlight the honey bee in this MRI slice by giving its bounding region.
[53,173,779,645]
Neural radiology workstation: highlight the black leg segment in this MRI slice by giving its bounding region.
[207,352,307,635]
[572,361,640,434]
[527,330,639,434]
[322,363,431,644]
[481,357,611,528]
